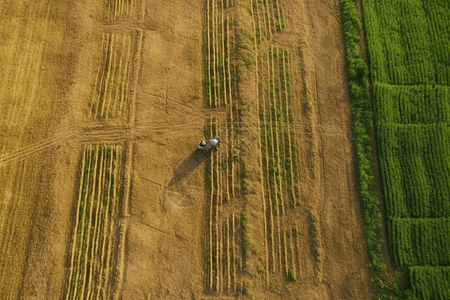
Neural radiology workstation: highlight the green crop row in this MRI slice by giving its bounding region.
[374,83,450,125]
[422,1,450,86]
[377,123,450,218]
[389,218,450,267]
[339,1,401,298]
[409,266,450,300]
[363,0,450,85]
[363,0,450,298]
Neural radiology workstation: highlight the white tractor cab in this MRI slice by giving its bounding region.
[198,138,221,152]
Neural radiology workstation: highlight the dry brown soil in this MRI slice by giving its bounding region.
[0,0,371,299]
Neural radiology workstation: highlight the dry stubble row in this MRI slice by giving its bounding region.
[65,144,124,300]
[205,0,236,108]
[65,2,142,298]
[90,30,143,121]
[205,117,244,294]
[205,213,241,293]
[204,1,248,294]
[252,0,285,43]
[258,47,300,279]
[103,0,145,23]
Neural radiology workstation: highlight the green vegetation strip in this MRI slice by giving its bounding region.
[339,0,400,298]
[363,0,450,86]
[409,266,450,300]
[390,218,450,267]
[241,211,249,269]
[361,0,450,298]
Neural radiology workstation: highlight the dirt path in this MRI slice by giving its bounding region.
[0,0,371,299]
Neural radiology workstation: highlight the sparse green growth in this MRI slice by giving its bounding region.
[269,273,280,289]
[239,170,247,192]
[241,211,249,268]
[287,268,296,282]
[228,18,237,26]
[243,53,254,68]
[205,117,220,137]
[242,282,249,296]
[259,48,300,213]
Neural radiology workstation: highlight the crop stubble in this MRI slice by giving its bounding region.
[202,0,303,295]
[203,0,251,294]
[0,1,55,298]
[64,0,143,298]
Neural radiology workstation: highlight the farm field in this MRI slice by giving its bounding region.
[0,0,371,299]
[363,0,450,298]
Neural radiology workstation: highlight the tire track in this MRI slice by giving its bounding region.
[0,121,341,168]
[0,132,71,167]
[0,122,196,167]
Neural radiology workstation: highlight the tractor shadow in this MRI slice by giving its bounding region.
[167,148,209,188]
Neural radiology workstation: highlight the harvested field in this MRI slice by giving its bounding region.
[0,0,372,299]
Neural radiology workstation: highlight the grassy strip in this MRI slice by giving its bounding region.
[339,1,405,299]
[241,211,249,269]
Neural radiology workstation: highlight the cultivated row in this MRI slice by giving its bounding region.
[65,144,124,300]
[90,30,143,121]
[257,47,300,280]
[364,0,450,297]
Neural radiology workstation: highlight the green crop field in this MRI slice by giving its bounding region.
[362,0,450,298]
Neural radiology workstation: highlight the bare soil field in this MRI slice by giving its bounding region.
[0,0,371,299]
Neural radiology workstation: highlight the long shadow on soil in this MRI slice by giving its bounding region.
[167,149,208,188]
